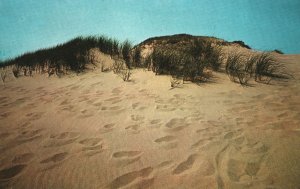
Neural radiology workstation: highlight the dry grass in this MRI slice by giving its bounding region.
[226,52,292,85]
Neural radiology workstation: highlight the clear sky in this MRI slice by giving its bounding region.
[0,0,299,60]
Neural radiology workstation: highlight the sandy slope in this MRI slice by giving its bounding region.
[0,54,300,189]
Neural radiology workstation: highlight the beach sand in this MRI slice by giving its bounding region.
[0,53,300,189]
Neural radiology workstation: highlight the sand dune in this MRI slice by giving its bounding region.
[0,54,300,189]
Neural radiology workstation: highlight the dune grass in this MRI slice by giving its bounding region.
[254,53,291,83]
[0,36,132,77]
[226,52,291,85]
[225,53,250,85]
[150,40,223,84]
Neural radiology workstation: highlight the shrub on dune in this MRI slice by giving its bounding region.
[254,53,291,83]
[226,52,292,85]
[225,53,250,85]
[273,49,284,54]
[0,35,131,76]
[121,40,133,69]
[206,45,224,71]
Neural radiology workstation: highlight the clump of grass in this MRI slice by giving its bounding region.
[0,69,7,85]
[225,53,250,85]
[113,58,132,82]
[226,52,292,85]
[149,39,224,85]
[254,53,290,83]
[121,40,133,69]
[170,76,182,88]
[207,45,224,71]
[120,69,132,81]
[12,67,20,78]
[132,47,141,68]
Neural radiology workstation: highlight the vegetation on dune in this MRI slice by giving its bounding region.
[149,39,224,84]
[253,53,291,83]
[0,33,291,86]
[225,53,250,85]
[225,52,291,85]
[121,40,133,69]
[273,49,284,54]
[231,41,251,49]
[0,36,132,77]
[132,47,142,68]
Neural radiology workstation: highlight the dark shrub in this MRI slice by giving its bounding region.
[225,53,250,85]
[254,53,290,83]
[273,49,284,54]
[232,41,251,49]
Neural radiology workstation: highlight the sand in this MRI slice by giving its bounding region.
[0,54,300,189]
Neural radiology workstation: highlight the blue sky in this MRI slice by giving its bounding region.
[0,0,299,60]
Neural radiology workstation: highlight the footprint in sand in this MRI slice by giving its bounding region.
[60,105,75,113]
[91,81,103,87]
[104,123,115,129]
[11,97,28,106]
[0,111,11,119]
[99,123,115,134]
[105,97,120,102]
[125,124,140,131]
[113,151,142,158]
[70,85,80,90]
[44,132,80,147]
[0,132,11,140]
[25,112,44,121]
[132,102,140,109]
[40,152,68,164]
[109,167,153,189]
[79,138,102,146]
[101,106,123,112]
[154,135,177,143]
[172,154,198,175]
[130,177,155,189]
[165,118,189,132]
[227,158,263,183]
[112,151,142,167]
[79,138,103,156]
[242,141,269,154]
[218,138,269,186]
[0,164,27,180]
[156,104,176,112]
[111,87,123,95]
[0,96,9,103]
[197,159,215,176]
[227,159,245,182]
[150,119,161,125]
[131,115,145,122]
[12,153,34,164]
[157,160,173,168]
[109,106,122,111]
[191,137,213,149]
[78,109,94,118]
[224,131,235,140]
[244,161,261,177]
[18,129,43,142]
[93,102,102,107]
